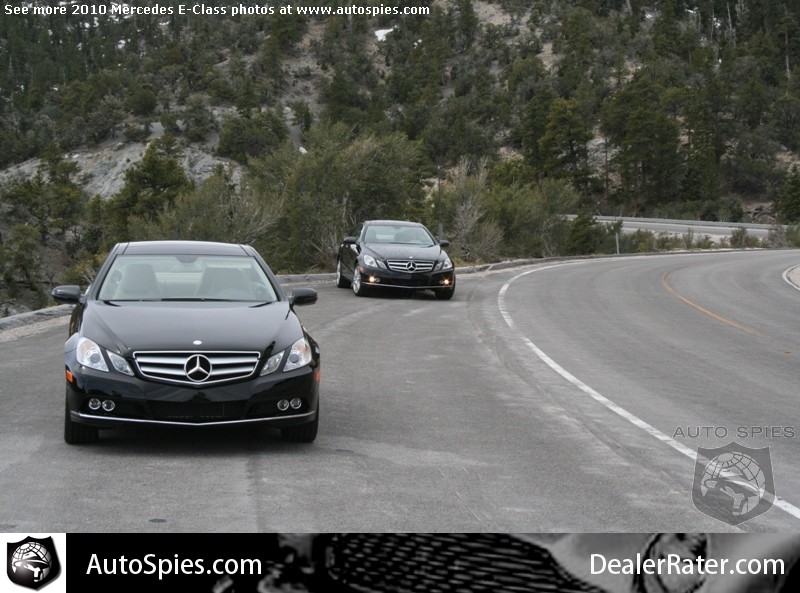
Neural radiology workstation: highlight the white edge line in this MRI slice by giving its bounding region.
[499,262,800,523]
[781,265,800,293]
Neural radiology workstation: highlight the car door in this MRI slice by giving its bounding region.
[339,222,363,278]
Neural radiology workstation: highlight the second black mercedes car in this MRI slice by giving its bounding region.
[52,240,320,445]
[335,220,455,299]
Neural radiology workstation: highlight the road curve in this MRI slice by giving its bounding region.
[495,250,800,530]
[0,250,798,532]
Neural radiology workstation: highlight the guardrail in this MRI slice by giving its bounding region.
[590,215,784,231]
[567,215,785,231]
[2,216,794,331]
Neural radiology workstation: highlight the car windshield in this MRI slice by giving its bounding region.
[96,255,278,302]
[363,225,435,246]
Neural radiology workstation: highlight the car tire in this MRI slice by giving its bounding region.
[435,278,456,300]
[351,268,368,297]
[336,260,351,288]
[281,405,319,443]
[64,394,99,444]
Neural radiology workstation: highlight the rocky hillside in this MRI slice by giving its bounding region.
[2,0,800,313]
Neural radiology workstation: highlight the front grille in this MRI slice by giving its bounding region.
[133,351,260,386]
[320,533,608,593]
[386,260,435,273]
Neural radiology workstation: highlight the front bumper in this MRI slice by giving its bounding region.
[360,267,455,290]
[65,361,319,429]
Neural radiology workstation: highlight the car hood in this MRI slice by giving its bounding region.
[78,301,300,354]
[363,244,446,261]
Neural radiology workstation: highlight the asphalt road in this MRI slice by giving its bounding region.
[1,250,798,533]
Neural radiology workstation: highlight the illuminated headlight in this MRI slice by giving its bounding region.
[260,351,284,376]
[77,337,108,372]
[284,337,312,372]
[108,351,134,376]
[437,256,453,270]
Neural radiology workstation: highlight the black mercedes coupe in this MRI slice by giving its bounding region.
[335,220,455,299]
[52,240,320,445]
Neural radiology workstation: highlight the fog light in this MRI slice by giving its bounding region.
[369,276,380,283]
[88,398,101,411]
[102,400,115,412]
[442,278,451,286]
[290,398,302,410]
[277,399,290,411]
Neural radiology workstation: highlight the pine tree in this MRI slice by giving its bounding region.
[776,167,800,223]
[106,136,193,241]
[538,98,593,195]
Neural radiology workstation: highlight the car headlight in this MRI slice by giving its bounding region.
[363,255,377,268]
[108,351,134,376]
[260,350,284,376]
[284,337,312,372]
[77,337,109,372]
[438,256,453,270]
[362,255,386,269]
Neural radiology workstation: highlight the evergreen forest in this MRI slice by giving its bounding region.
[2,0,800,311]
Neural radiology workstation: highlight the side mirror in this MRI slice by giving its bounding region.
[342,236,358,246]
[289,287,318,307]
[52,285,82,304]
[439,239,450,248]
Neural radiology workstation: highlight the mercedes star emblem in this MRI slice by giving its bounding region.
[184,354,212,382]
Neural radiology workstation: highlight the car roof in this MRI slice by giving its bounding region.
[364,220,423,227]
[118,241,252,256]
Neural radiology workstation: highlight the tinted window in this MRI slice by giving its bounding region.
[97,255,277,302]
[363,225,435,246]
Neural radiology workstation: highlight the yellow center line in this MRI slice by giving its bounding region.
[661,271,792,352]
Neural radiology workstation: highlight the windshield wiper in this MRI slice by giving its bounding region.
[250,300,274,308]
[159,297,238,302]
[159,297,275,304]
